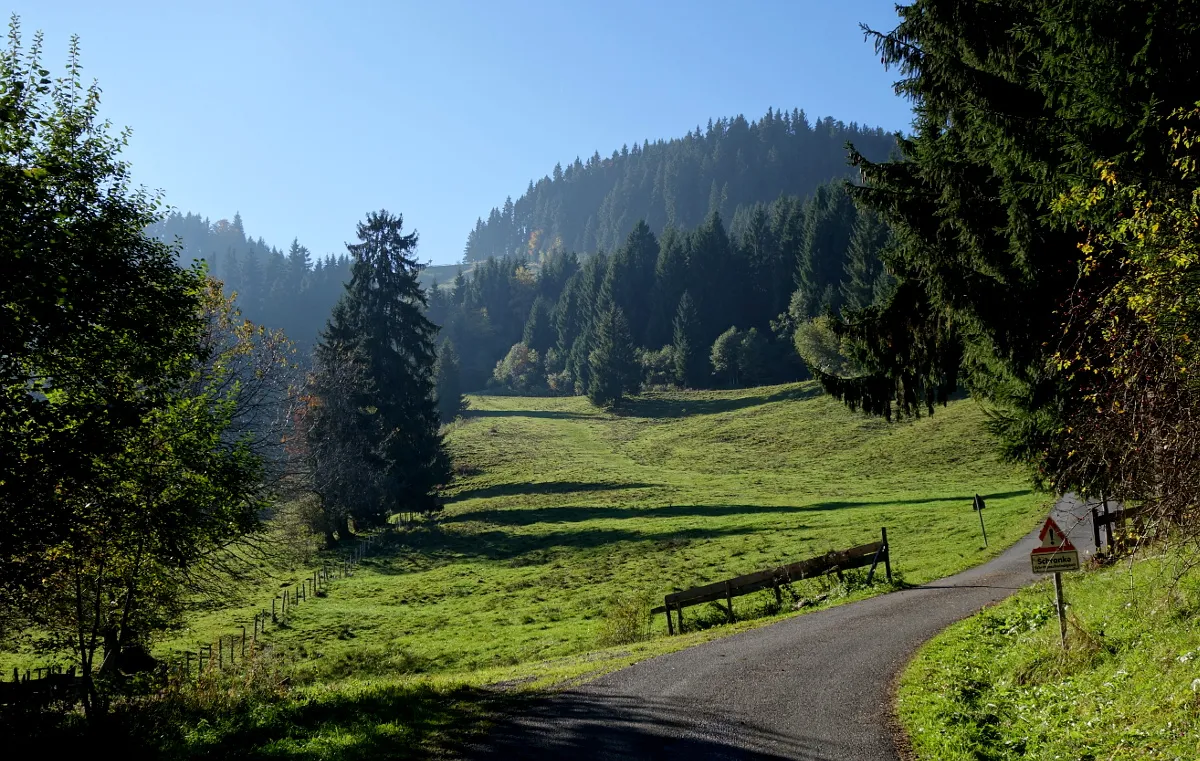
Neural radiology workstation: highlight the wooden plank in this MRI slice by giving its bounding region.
[662,539,887,612]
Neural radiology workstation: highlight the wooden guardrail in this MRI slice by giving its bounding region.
[1091,500,1144,553]
[652,528,891,635]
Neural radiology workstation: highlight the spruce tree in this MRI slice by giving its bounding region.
[603,221,659,346]
[711,326,743,387]
[794,183,857,318]
[522,294,555,354]
[312,210,450,523]
[688,212,734,342]
[840,210,891,314]
[672,291,705,387]
[587,306,639,407]
[648,226,688,347]
[435,339,466,424]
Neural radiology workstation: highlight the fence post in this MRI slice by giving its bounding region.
[724,581,735,623]
[882,527,892,583]
[241,626,246,657]
[218,639,223,670]
[1102,493,1114,549]
[664,596,674,635]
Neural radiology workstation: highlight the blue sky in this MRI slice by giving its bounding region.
[8,1,911,265]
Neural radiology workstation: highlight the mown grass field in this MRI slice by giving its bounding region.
[897,551,1200,760]
[156,383,1047,678]
[4,382,1050,758]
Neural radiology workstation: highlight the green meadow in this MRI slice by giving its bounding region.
[4,383,1051,758]
[152,382,1046,677]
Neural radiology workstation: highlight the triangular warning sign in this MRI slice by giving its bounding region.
[1032,516,1077,554]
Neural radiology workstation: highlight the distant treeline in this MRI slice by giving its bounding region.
[147,212,352,349]
[430,180,891,403]
[462,108,895,262]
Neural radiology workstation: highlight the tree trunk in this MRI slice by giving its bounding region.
[98,629,120,676]
[337,513,353,541]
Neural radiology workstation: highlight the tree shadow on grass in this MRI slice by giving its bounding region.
[466,408,594,420]
[618,384,823,419]
[445,490,1035,527]
[448,480,659,503]
[180,683,527,761]
[368,524,770,574]
[180,682,833,761]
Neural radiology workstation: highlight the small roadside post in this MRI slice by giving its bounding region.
[972,494,988,547]
[1030,516,1080,649]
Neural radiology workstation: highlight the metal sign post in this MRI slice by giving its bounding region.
[1030,516,1079,649]
[972,494,988,547]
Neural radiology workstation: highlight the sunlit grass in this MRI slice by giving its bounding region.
[898,551,1200,760]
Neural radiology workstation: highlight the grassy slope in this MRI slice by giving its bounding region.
[3,383,1049,758]
[897,553,1200,760]
[265,383,1044,680]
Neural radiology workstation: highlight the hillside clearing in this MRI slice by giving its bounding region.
[145,383,1046,677]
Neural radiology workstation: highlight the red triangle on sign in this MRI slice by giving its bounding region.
[1031,516,1077,554]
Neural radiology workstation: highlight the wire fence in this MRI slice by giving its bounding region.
[1,533,383,706]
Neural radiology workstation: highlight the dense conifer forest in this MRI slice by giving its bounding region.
[462,109,894,261]
[159,110,895,399]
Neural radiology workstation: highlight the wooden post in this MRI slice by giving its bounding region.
[241,626,246,657]
[218,639,223,670]
[1091,506,1101,551]
[725,581,735,623]
[185,652,192,680]
[1102,494,1114,549]
[1053,571,1067,650]
[675,603,684,634]
[882,527,892,583]
[974,492,984,544]
[664,596,674,636]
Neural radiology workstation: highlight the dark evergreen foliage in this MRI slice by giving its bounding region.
[463,108,894,261]
[587,306,639,407]
[435,339,467,424]
[818,0,1200,493]
[147,211,352,350]
[310,211,450,529]
[672,291,706,387]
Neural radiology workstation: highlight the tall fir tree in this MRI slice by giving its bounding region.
[435,339,466,424]
[647,226,689,348]
[587,306,639,407]
[672,291,706,387]
[522,294,555,354]
[840,211,891,314]
[310,210,450,526]
[603,221,659,345]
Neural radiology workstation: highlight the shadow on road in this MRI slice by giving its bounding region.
[466,690,851,761]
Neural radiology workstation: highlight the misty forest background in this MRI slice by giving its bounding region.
[154,109,897,401]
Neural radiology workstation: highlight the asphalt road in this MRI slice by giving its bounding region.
[465,495,1096,761]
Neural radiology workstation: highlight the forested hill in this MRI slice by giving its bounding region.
[147,212,352,349]
[463,108,895,262]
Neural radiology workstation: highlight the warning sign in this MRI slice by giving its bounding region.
[1030,517,1080,573]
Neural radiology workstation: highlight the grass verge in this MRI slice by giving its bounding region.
[897,550,1200,760]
